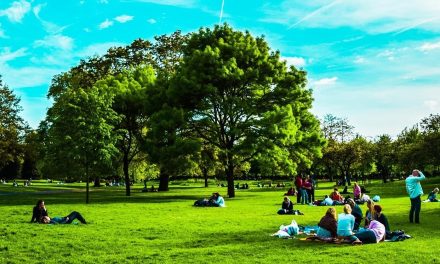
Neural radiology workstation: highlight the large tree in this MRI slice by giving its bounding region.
[45,85,120,203]
[46,32,188,195]
[0,76,27,177]
[172,24,325,197]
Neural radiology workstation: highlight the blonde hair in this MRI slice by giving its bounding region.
[367,199,376,220]
[343,204,352,214]
[326,207,337,220]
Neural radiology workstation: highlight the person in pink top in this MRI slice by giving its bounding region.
[351,220,386,245]
[353,182,362,199]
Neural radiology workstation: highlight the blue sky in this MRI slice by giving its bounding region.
[1,0,440,138]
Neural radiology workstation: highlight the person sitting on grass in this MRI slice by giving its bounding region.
[211,192,226,207]
[351,220,386,245]
[337,204,356,242]
[427,188,439,202]
[30,200,48,223]
[330,188,344,205]
[41,211,87,224]
[353,182,362,200]
[284,187,296,196]
[317,207,337,240]
[364,199,375,227]
[347,198,363,231]
[278,196,294,214]
[373,205,390,233]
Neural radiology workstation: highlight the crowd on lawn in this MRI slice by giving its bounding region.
[273,169,435,245]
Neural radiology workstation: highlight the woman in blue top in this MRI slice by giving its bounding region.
[211,192,226,207]
[337,204,356,242]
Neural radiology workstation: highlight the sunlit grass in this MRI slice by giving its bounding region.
[1,178,439,263]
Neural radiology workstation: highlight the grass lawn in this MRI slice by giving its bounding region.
[1,178,439,264]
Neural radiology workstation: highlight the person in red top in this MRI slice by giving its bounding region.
[330,187,343,205]
[295,175,303,204]
[303,179,312,204]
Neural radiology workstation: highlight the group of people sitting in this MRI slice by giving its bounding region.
[193,192,226,207]
[316,185,374,206]
[316,199,390,245]
[30,200,87,224]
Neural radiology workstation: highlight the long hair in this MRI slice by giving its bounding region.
[326,207,337,220]
[367,199,376,220]
[36,200,44,207]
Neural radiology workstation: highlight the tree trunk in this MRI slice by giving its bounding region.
[158,171,169,191]
[86,164,90,204]
[123,153,131,196]
[94,177,101,187]
[226,163,235,198]
[203,168,208,187]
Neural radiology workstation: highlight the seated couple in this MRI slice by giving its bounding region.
[424,188,439,202]
[277,196,303,215]
[31,200,87,224]
[193,192,226,207]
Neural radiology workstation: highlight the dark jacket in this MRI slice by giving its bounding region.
[282,201,294,212]
[377,213,390,232]
[31,206,48,223]
[318,214,337,237]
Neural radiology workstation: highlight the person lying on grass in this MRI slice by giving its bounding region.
[30,200,48,223]
[316,207,337,240]
[194,192,226,207]
[41,211,87,224]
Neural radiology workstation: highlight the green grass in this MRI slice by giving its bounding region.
[1,178,439,264]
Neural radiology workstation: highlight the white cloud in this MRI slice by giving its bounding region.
[115,15,133,23]
[0,64,61,89]
[129,0,195,7]
[0,0,31,23]
[263,0,440,33]
[99,0,109,3]
[0,47,27,63]
[282,56,306,68]
[77,42,126,58]
[418,41,440,52]
[354,56,365,64]
[310,77,338,88]
[33,4,68,35]
[424,100,439,110]
[147,18,157,24]
[34,35,74,50]
[99,19,113,29]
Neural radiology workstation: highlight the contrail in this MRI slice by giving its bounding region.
[219,0,224,24]
[393,17,438,36]
[289,0,341,29]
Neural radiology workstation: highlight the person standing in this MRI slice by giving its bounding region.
[294,175,303,204]
[405,169,426,224]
